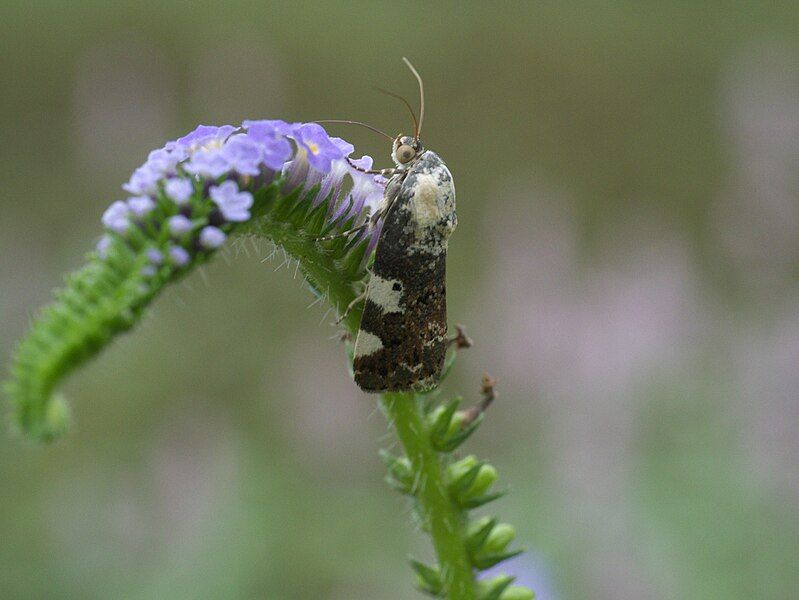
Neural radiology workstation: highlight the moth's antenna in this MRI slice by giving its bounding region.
[314,120,394,141]
[402,57,424,139]
[373,87,418,139]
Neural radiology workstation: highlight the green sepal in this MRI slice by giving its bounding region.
[448,456,499,504]
[482,523,517,555]
[428,396,461,444]
[303,190,334,233]
[467,463,498,498]
[467,516,499,556]
[468,519,521,569]
[447,455,483,495]
[500,586,535,600]
[437,410,484,453]
[460,490,508,510]
[472,548,525,570]
[379,449,414,495]
[476,574,516,600]
[409,557,443,596]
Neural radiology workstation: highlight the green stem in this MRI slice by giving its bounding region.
[382,392,476,600]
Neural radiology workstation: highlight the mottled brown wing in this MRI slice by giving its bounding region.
[353,151,457,392]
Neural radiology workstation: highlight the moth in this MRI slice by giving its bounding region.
[324,59,457,393]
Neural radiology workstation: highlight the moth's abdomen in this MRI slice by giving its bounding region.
[353,256,448,392]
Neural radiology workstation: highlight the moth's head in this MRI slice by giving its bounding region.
[392,135,424,166]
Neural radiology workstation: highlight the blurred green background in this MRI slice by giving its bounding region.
[2,2,799,598]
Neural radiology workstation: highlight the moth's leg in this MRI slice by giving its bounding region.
[371,173,404,223]
[347,157,401,178]
[336,284,369,324]
[316,221,370,241]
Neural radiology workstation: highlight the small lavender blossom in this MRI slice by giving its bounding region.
[221,134,265,176]
[316,137,355,207]
[170,125,236,152]
[123,147,184,195]
[96,235,112,259]
[199,226,226,249]
[101,201,130,234]
[126,195,155,218]
[168,245,190,267]
[146,248,164,265]
[292,123,347,173]
[123,164,162,195]
[242,120,293,169]
[183,147,230,178]
[364,218,383,257]
[141,265,157,278]
[348,156,385,214]
[209,181,253,222]
[168,215,193,235]
[145,147,185,174]
[164,178,194,205]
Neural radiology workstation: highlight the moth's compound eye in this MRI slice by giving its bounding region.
[397,144,415,164]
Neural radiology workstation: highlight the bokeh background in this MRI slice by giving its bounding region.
[2,2,799,598]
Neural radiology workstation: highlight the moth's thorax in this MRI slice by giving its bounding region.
[397,150,457,253]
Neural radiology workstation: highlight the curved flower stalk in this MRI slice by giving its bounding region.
[3,121,533,600]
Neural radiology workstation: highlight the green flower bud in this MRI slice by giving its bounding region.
[409,558,442,596]
[469,463,498,497]
[467,515,496,542]
[484,523,516,554]
[38,392,70,442]
[476,574,515,600]
[500,585,535,600]
[448,454,479,483]
[379,449,414,494]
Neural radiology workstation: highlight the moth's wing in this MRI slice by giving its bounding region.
[353,152,456,392]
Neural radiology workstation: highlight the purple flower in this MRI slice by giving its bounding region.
[331,136,355,157]
[183,147,230,178]
[123,145,186,195]
[164,178,194,204]
[316,137,355,207]
[96,235,112,258]
[168,245,190,267]
[170,125,236,152]
[199,226,226,249]
[243,119,293,138]
[291,123,346,173]
[145,147,184,174]
[348,156,384,214]
[364,218,383,257]
[209,181,253,222]
[123,164,162,195]
[168,215,193,235]
[146,248,164,265]
[101,201,130,234]
[141,265,157,278]
[242,120,293,169]
[172,124,242,179]
[221,134,265,176]
[127,195,155,218]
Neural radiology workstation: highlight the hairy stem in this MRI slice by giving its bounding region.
[382,392,476,599]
